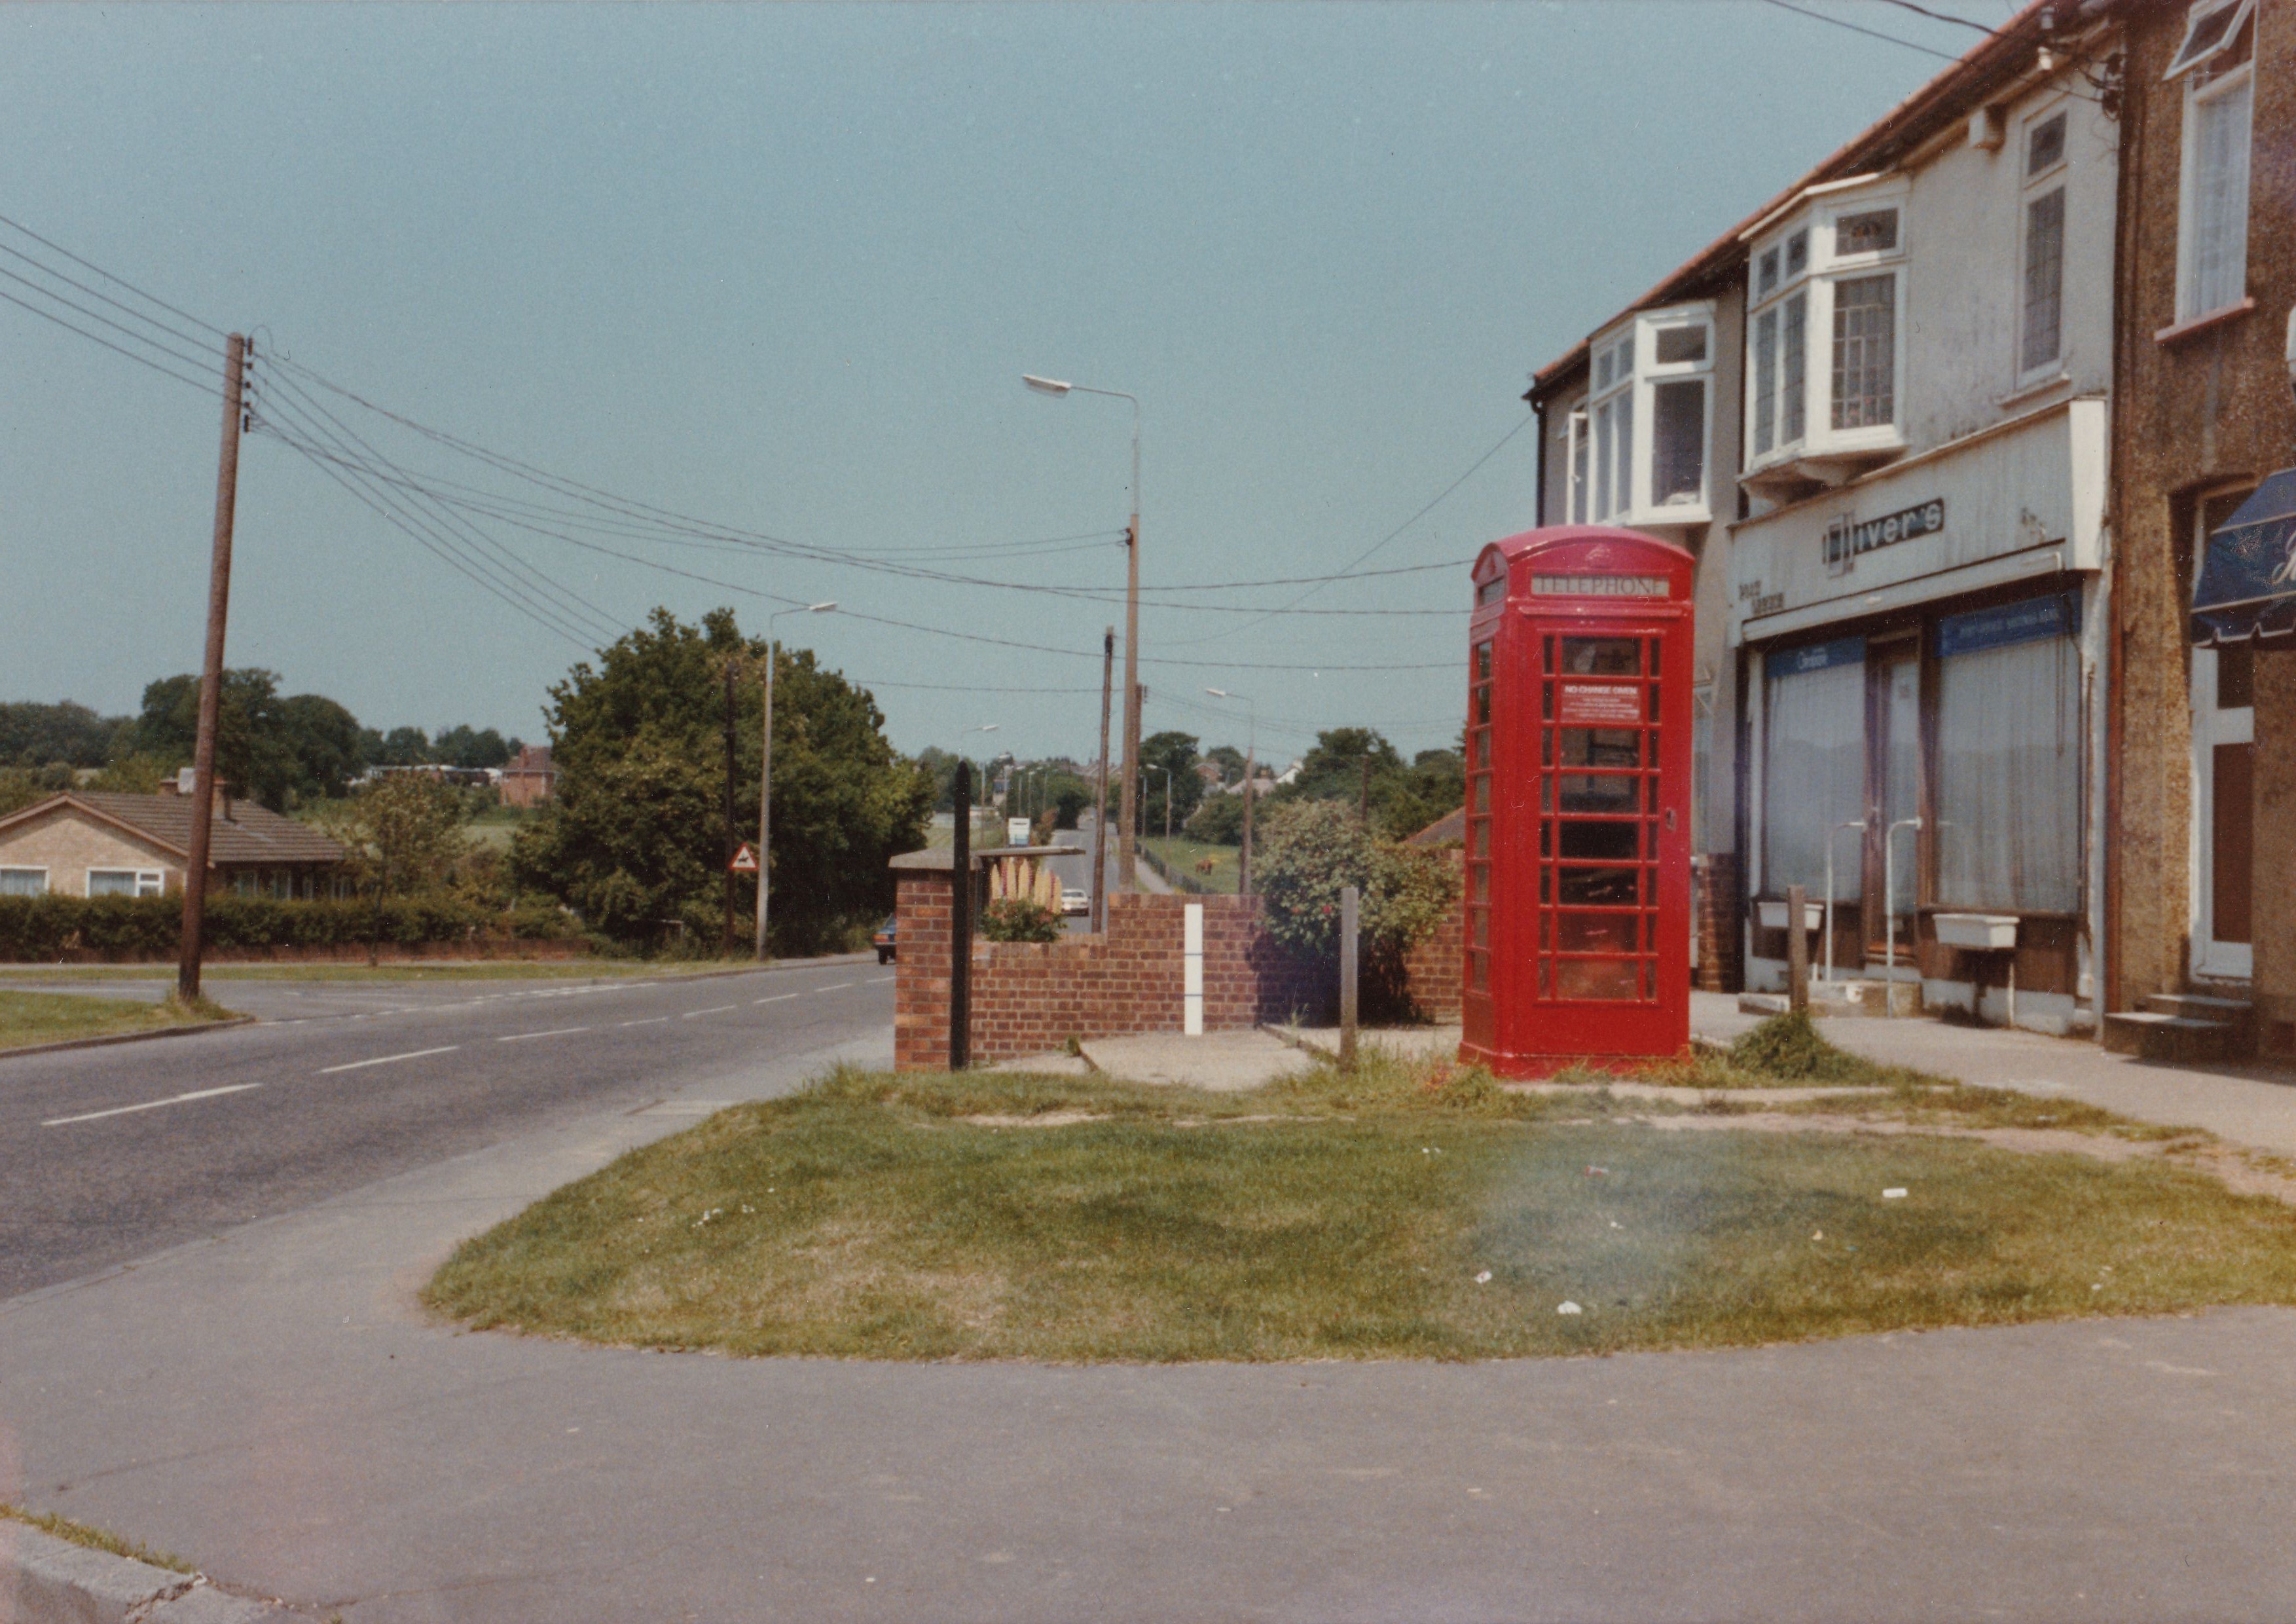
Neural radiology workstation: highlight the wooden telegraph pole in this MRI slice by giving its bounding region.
[723,659,739,954]
[949,761,973,1071]
[177,333,247,1005]
[1090,626,1113,932]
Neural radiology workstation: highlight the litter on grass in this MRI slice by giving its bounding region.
[1586,1166,1610,1177]
[1474,1270,1493,1285]
[1882,1188,1908,1200]
[1557,1301,1583,1316]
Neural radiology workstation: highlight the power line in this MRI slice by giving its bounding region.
[0,210,229,339]
[0,284,221,396]
[1757,0,1963,61]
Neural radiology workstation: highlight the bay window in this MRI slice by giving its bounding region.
[1743,188,1906,486]
[1565,303,1715,526]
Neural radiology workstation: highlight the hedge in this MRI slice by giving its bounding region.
[0,894,585,962]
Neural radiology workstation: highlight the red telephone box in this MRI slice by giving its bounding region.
[1459,526,1695,1077]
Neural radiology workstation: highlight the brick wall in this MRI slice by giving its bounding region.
[894,874,1324,1071]
[1693,851,1743,993]
[1400,849,1463,1022]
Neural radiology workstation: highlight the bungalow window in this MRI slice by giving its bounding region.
[87,869,164,898]
[2169,0,2253,322]
[0,867,47,896]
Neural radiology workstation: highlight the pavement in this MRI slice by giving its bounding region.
[12,978,2296,1617]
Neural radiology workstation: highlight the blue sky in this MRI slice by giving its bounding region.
[0,3,1984,764]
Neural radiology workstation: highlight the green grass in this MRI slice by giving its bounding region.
[0,1502,192,1572]
[1142,834,1240,893]
[0,960,675,984]
[0,987,238,1052]
[426,1024,2296,1363]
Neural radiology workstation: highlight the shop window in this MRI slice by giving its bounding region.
[2169,0,2253,322]
[1932,596,2083,915]
[1761,638,1866,904]
[0,868,47,896]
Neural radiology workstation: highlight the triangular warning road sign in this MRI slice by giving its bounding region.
[729,843,761,874]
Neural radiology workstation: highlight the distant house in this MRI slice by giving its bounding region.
[1406,806,1465,848]
[0,792,346,900]
[498,744,556,809]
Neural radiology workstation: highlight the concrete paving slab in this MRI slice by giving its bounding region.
[1277,1024,1461,1064]
[1693,991,2296,1158]
[1076,1029,1304,1091]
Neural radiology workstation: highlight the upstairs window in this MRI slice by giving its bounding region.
[1745,187,1906,476]
[2170,0,2253,321]
[2020,108,2069,377]
[1565,304,1715,525]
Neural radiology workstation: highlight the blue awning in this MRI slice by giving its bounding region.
[2193,469,2296,645]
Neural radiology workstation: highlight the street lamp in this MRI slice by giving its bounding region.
[1023,371,1142,895]
[1144,763,1174,843]
[1204,688,1256,896]
[757,600,837,959]
[958,724,998,848]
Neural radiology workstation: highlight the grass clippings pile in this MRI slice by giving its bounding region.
[426,1017,2296,1363]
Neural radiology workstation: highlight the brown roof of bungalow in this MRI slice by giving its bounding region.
[1525,0,2086,404]
[0,792,346,866]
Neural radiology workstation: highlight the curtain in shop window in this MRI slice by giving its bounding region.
[1762,638,1865,903]
[1933,597,2082,913]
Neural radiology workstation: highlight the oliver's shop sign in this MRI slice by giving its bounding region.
[1823,497,1945,572]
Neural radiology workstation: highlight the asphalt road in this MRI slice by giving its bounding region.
[0,959,892,1299]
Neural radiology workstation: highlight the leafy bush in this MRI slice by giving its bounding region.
[1183,789,1246,845]
[0,894,581,962]
[1254,802,1458,967]
[1727,1010,1870,1082]
[980,898,1062,943]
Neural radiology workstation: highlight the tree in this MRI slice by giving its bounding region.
[365,726,433,767]
[1138,730,1201,836]
[133,669,373,809]
[1379,747,1466,841]
[276,694,365,801]
[316,773,473,896]
[433,724,515,769]
[510,607,932,953]
[1184,787,1247,845]
[0,701,127,768]
[1203,745,1247,786]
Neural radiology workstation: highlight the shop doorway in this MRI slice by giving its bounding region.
[1866,642,1922,967]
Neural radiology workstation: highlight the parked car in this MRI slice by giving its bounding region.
[1061,887,1089,916]
[873,915,896,963]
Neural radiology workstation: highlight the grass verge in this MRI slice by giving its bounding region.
[427,1022,2296,1363]
[1141,835,1239,893]
[0,960,690,984]
[0,1502,192,1572]
[0,988,239,1052]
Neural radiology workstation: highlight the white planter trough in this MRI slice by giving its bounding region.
[1757,898,1825,931]
[1933,912,2019,950]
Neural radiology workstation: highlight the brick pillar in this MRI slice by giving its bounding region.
[894,870,953,1071]
[1693,852,1744,994]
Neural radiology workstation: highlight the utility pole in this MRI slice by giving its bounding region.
[1241,746,1254,898]
[177,333,247,1005]
[723,658,738,955]
[1120,510,1140,893]
[949,761,973,1071]
[757,644,774,960]
[1091,626,1113,932]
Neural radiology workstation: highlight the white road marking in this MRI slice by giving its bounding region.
[45,1083,262,1128]
[754,993,802,1005]
[867,976,896,985]
[497,1026,590,1043]
[682,1005,738,1018]
[815,983,854,993]
[617,1016,668,1027]
[319,1045,460,1075]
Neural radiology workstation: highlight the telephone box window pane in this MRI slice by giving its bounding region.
[1472,866,1489,902]
[1561,728,1641,768]
[1557,959,1639,1000]
[1556,912,1638,953]
[1561,637,1641,676]
[1476,688,1491,725]
[1559,822,1640,862]
[1472,777,1491,813]
[1559,773,1639,814]
[1472,910,1489,947]
[1471,954,1489,991]
[1473,822,1490,858]
[1475,641,1493,682]
[1558,866,1639,906]
[1540,777,1552,813]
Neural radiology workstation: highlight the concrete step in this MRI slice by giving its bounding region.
[2102,1010,2233,1065]
[2142,993,2255,1055]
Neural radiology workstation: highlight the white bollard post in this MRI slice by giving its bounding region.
[1183,902,1204,1037]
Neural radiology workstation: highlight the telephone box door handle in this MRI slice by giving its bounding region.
[1664,808,1677,832]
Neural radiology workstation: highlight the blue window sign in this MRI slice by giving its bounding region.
[1936,592,2079,659]
[1774,635,1865,676]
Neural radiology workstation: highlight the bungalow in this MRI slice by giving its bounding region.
[0,792,348,900]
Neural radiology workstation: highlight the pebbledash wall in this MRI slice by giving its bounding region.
[894,870,1329,1071]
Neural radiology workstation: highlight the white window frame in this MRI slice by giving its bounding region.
[2190,494,2255,982]
[1578,303,1716,526]
[0,866,50,896]
[86,868,164,899]
[2017,101,2071,386]
[1743,183,1910,477]
[2175,39,2253,324]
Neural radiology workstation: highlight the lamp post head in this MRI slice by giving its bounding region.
[1203,687,1228,699]
[807,600,837,613]
[1022,374,1074,397]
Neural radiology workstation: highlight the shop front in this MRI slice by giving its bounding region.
[1729,398,2109,1033]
